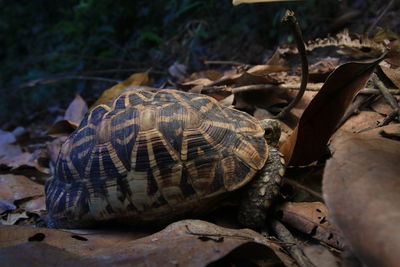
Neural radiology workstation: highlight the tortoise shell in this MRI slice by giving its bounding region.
[45,89,269,227]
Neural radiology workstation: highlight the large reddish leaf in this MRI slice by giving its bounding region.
[0,220,288,266]
[323,131,400,267]
[280,55,385,165]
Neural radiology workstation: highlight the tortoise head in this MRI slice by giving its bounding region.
[259,119,281,148]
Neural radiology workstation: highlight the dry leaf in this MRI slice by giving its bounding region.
[340,111,384,133]
[247,64,289,76]
[386,40,400,67]
[323,132,400,267]
[370,97,396,116]
[64,94,88,125]
[380,65,400,88]
[277,202,345,249]
[0,152,34,170]
[92,71,150,108]
[0,220,289,266]
[47,120,78,137]
[0,174,44,202]
[0,130,23,159]
[359,124,400,138]
[280,55,385,166]
[302,245,340,267]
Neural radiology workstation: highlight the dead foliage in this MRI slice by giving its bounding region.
[1,6,400,267]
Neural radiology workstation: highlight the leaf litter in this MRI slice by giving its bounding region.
[1,8,400,267]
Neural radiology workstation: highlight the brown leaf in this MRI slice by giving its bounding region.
[0,220,289,266]
[280,55,385,166]
[247,64,289,76]
[0,174,43,202]
[64,94,88,125]
[370,97,396,116]
[92,71,150,108]
[93,220,286,266]
[0,130,23,159]
[323,132,400,267]
[0,225,147,256]
[0,152,34,170]
[380,65,400,88]
[277,202,345,249]
[0,243,91,266]
[386,40,400,67]
[302,245,340,267]
[340,111,384,133]
[47,120,78,137]
[359,124,400,138]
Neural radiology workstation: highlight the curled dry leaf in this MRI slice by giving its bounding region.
[64,94,88,125]
[277,202,345,249]
[323,131,400,267]
[48,94,88,137]
[280,55,385,166]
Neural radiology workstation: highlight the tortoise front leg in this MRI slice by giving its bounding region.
[238,147,285,228]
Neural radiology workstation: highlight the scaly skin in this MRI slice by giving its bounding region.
[238,119,285,228]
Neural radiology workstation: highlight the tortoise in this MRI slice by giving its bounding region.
[45,89,285,228]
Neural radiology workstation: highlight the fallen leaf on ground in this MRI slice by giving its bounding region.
[340,111,384,133]
[379,65,400,88]
[386,40,400,67]
[0,152,34,170]
[302,245,340,267]
[0,220,289,266]
[0,130,23,159]
[92,71,150,108]
[370,97,396,115]
[247,64,289,76]
[276,202,345,249]
[280,55,385,166]
[0,174,44,209]
[323,131,400,267]
[64,94,88,125]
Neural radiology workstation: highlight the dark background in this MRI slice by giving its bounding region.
[0,0,397,129]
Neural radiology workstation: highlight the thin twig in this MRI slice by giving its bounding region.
[372,73,400,118]
[337,94,376,128]
[285,83,400,95]
[274,10,308,119]
[203,60,251,66]
[271,220,315,267]
[377,110,399,127]
[365,0,395,38]
[16,75,120,90]
[283,178,323,200]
